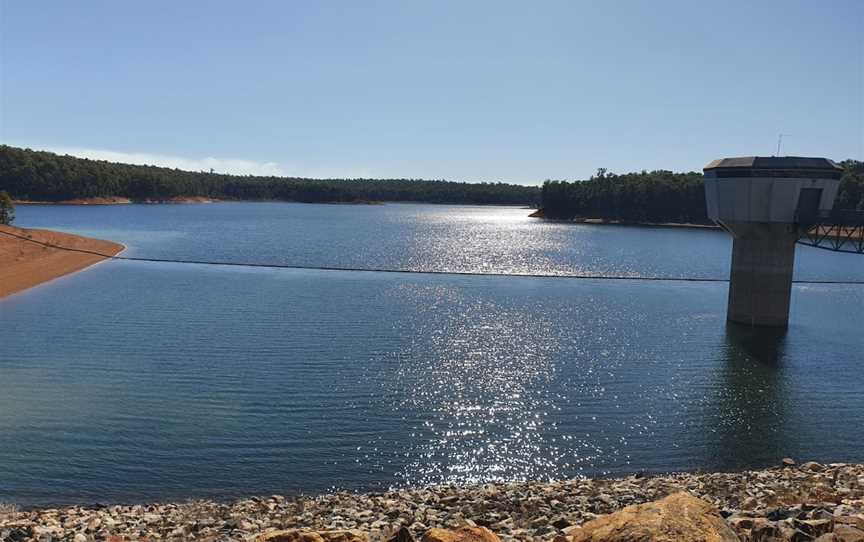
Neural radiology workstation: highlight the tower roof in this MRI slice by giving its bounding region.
[704,156,844,178]
[704,156,843,171]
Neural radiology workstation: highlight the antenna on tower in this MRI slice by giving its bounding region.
[775,134,790,156]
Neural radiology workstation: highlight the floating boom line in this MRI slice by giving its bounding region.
[2,228,863,285]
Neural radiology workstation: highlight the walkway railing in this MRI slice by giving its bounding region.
[798,210,864,254]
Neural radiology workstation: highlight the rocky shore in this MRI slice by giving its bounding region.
[3,460,863,542]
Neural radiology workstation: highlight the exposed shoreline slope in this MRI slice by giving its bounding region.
[1,462,863,541]
[0,225,124,299]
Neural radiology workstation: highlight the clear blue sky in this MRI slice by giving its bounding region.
[1,0,862,183]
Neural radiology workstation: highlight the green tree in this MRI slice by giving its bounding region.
[0,190,14,225]
[0,145,541,206]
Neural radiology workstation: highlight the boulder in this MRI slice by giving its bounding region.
[421,526,500,542]
[559,492,739,542]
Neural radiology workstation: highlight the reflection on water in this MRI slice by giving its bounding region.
[381,284,565,485]
[14,202,864,281]
[725,323,788,366]
[1,263,863,506]
[702,324,791,471]
[1,204,863,506]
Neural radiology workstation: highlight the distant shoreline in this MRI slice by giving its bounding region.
[13,197,538,208]
[529,209,719,230]
[0,225,124,299]
[13,196,215,205]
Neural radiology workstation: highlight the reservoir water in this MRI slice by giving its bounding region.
[2,203,863,506]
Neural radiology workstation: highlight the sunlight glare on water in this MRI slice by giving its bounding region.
[1,204,863,506]
[382,284,565,485]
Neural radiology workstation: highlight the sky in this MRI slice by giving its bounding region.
[0,0,862,184]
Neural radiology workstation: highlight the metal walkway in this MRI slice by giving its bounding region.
[798,210,864,254]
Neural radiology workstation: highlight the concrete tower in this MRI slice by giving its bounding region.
[704,157,843,327]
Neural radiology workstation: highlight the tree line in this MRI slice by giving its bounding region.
[4,145,862,220]
[541,161,864,223]
[0,145,540,206]
[0,190,13,224]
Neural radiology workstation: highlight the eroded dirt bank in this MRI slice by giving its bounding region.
[0,224,124,298]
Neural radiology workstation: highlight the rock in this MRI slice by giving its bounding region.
[728,517,777,540]
[320,531,370,542]
[767,508,794,521]
[12,463,864,542]
[258,529,311,541]
[813,509,837,521]
[529,516,548,528]
[750,521,782,541]
[802,462,826,472]
[834,525,864,542]
[559,492,739,542]
[421,526,500,542]
[741,497,760,511]
[728,517,756,531]
[795,518,835,538]
[552,517,571,529]
[387,527,416,542]
[788,530,816,542]
[773,520,798,539]
[257,530,368,542]
[836,517,864,530]
[783,458,798,468]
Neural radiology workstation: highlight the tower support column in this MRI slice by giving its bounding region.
[727,234,797,327]
[704,156,844,328]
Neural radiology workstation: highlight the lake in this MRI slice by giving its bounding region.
[2,202,863,507]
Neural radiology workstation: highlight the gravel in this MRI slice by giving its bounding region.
[3,460,864,541]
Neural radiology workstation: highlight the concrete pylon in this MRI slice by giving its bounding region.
[726,225,798,326]
[703,157,843,327]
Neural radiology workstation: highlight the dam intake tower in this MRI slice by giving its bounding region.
[703,156,843,327]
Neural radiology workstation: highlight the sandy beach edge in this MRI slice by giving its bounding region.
[0,224,125,299]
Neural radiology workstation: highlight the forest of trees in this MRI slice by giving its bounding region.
[541,161,864,224]
[4,145,863,222]
[0,145,540,206]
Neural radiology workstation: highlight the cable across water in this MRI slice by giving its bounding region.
[2,228,863,285]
